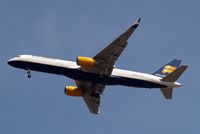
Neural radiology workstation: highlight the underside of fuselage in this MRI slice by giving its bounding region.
[8,61,167,88]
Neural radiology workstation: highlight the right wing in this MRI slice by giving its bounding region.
[76,80,105,114]
[83,93,100,114]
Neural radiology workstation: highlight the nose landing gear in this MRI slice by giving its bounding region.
[27,69,31,78]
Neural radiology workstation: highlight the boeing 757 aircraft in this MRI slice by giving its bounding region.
[8,18,188,114]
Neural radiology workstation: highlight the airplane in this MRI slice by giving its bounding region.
[7,18,188,114]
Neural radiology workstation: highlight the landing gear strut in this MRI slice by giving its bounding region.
[27,69,31,78]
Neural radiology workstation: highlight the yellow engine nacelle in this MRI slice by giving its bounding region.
[64,86,83,97]
[76,56,96,68]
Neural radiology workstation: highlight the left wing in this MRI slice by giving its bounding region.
[76,80,105,114]
[93,17,141,76]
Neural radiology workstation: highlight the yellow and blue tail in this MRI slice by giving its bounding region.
[152,59,182,78]
[152,59,188,99]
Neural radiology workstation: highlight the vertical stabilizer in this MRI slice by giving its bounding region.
[161,65,188,82]
[152,59,181,78]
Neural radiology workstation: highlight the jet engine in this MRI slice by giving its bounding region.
[64,86,83,97]
[76,56,96,68]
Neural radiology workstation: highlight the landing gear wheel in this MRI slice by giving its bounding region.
[27,70,31,78]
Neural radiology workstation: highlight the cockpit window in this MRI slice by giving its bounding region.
[16,55,20,57]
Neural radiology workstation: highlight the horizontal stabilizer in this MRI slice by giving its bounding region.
[160,88,173,99]
[161,65,188,82]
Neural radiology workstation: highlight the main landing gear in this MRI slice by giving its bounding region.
[91,92,100,99]
[27,69,31,78]
[91,92,100,105]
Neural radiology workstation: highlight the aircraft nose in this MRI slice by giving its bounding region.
[7,58,15,66]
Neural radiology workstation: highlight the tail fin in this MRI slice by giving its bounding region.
[152,59,182,78]
[161,65,188,82]
[160,65,188,99]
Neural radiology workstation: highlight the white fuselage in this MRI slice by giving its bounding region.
[8,55,181,88]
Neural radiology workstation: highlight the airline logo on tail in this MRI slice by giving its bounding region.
[152,59,182,78]
[162,65,177,74]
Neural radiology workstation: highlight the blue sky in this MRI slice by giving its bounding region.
[0,0,199,133]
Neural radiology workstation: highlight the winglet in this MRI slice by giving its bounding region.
[137,17,141,23]
[131,17,141,28]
